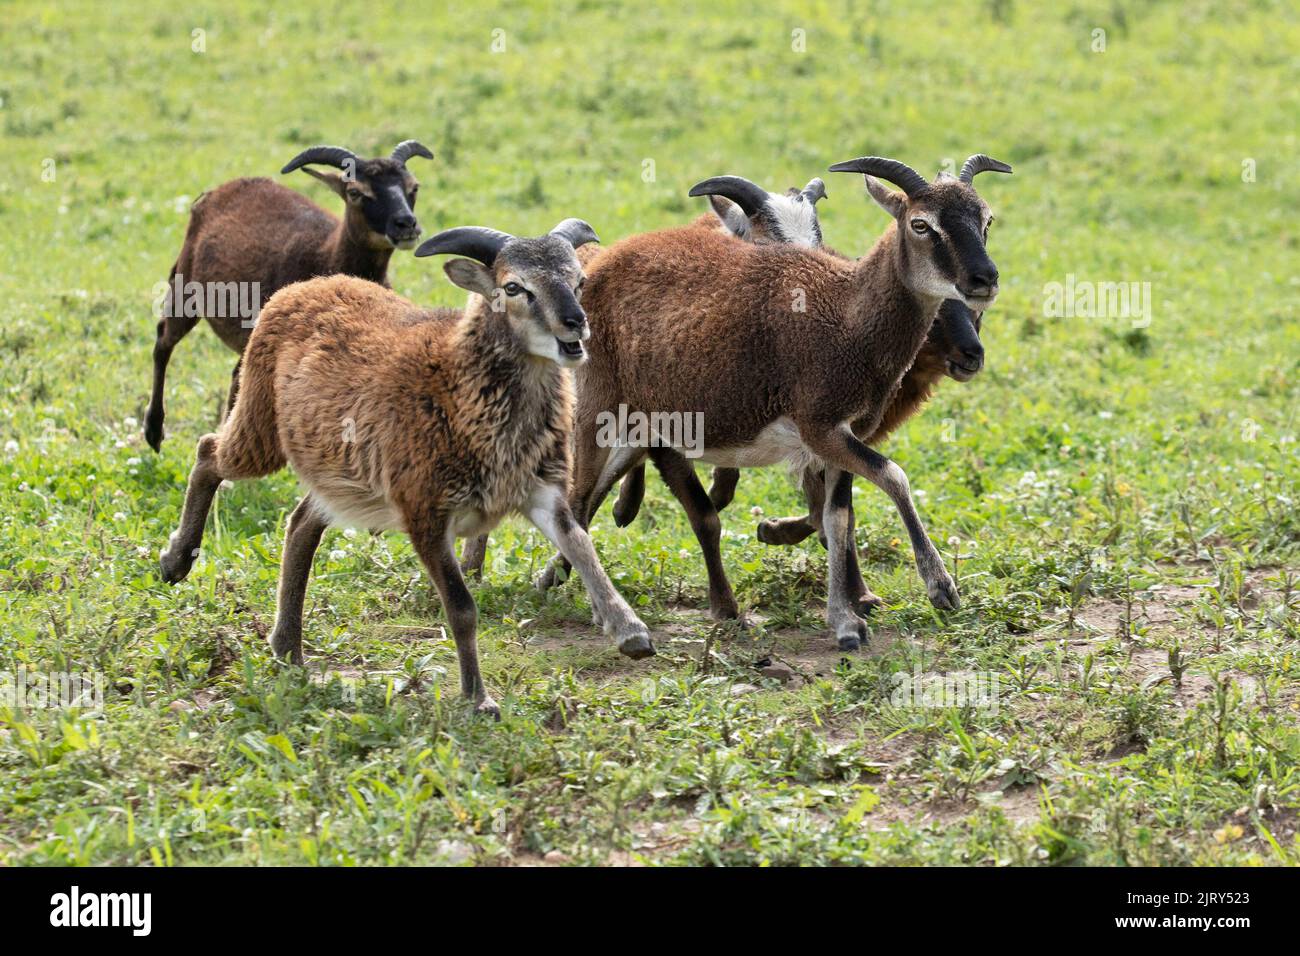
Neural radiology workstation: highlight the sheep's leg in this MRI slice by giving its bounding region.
[145,307,200,452]
[839,482,884,614]
[268,495,328,664]
[807,427,958,611]
[758,465,824,545]
[159,434,224,583]
[538,428,613,590]
[611,463,646,527]
[406,512,498,718]
[538,436,639,590]
[759,466,882,614]
[707,467,740,511]
[822,466,872,650]
[651,448,739,620]
[160,366,285,585]
[222,357,243,423]
[527,484,654,659]
[459,534,488,577]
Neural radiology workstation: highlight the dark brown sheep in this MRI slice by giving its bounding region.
[145,141,434,451]
[539,154,1010,650]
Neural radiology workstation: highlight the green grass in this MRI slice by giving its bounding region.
[1,0,1298,865]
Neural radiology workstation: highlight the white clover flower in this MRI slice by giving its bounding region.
[329,549,347,562]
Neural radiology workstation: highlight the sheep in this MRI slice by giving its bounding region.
[618,299,985,619]
[539,153,1010,650]
[610,177,985,557]
[456,173,829,577]
[145,140,434,452]
[684,174,827,248]
[608,174,827,529]
[157,219,655,718]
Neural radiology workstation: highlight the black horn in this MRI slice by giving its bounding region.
[802,177,827,204]
[550,218,600,249]
[688,176,770,217]
[827,156,929,197]
[391,140,434,165]
[414,226,513,264]
[280,145,359,175]
[958,154,1013,184]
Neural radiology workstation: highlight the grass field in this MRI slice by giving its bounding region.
[1,0,1298,866]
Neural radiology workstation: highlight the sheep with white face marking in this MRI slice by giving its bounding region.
[540,154,1010,650]
[145,141,434,451]
[158,219,654,718]
[686,174,827,248]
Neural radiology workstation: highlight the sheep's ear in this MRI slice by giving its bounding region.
[709,195,751,239]
[302,167,349,199]
[864,175,907,219]
[443,259,496,298]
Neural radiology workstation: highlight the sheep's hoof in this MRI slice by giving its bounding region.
[159,539,197,584]
[710,596,741,621]
[832,614,869,652]
[475,696,501,721]
[836,630,866,652]
[535,561,567,591]
[756,517,815,546]
[927,574,960,611]
[855,591,885,615]
[269,630,303,664]
[611,499,638,528]
[144,417,164,453]
[617,631,656,660]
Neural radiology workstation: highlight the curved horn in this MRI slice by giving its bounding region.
[827,156,929,197]
[801,177,827,204]
[414,226,513,264]
[391,140,434,165]
[688,176,770,217]
[550,218,600,249]
[958,154,1013,184]
[280,145,359,175]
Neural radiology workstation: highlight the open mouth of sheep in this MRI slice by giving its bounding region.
[557,339,584,360]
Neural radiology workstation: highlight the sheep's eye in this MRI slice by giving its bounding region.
[503,282,524,296]
[910,219,929,235]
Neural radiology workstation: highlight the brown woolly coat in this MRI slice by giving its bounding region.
[589,218,952,452]
[174,178,395,352]
[219,275,571,534]
[576,224,937,452]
